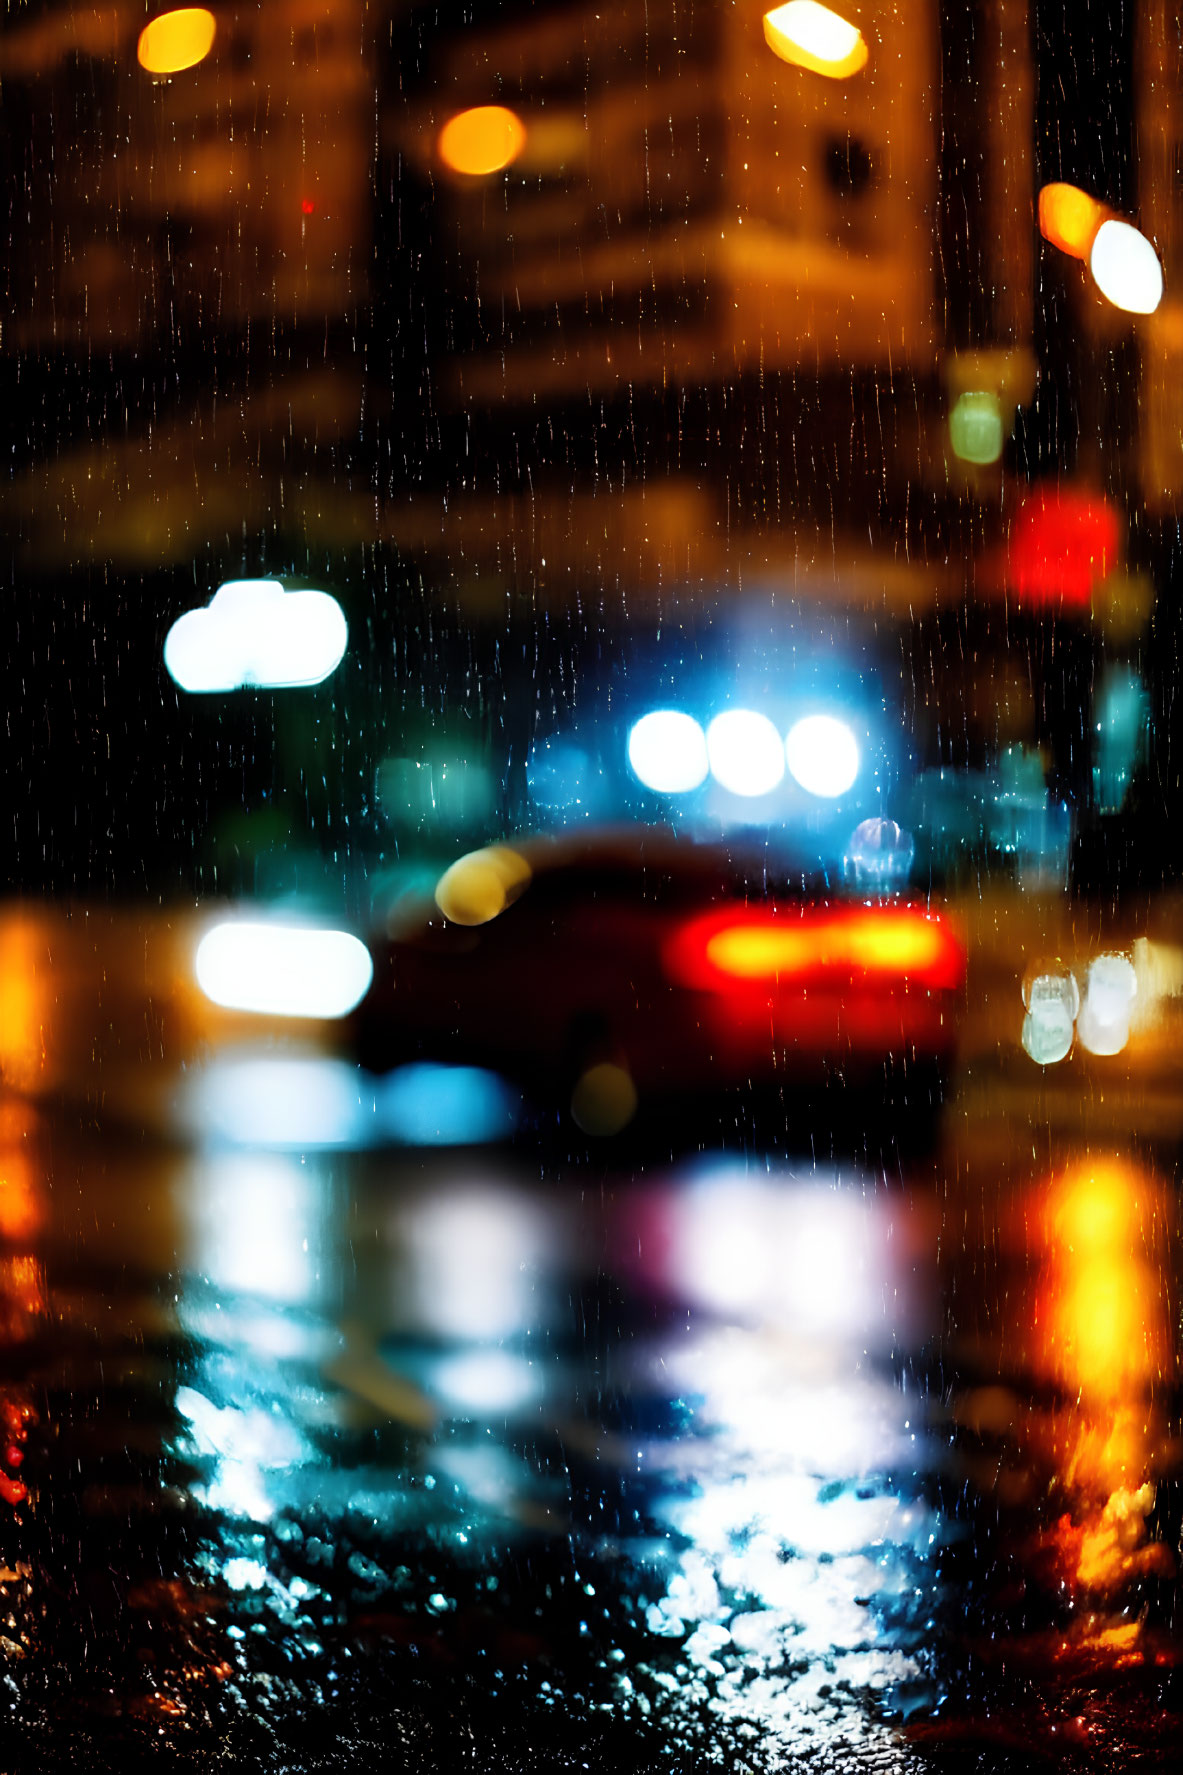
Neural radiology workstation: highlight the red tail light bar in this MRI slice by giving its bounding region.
[664,905,965,994]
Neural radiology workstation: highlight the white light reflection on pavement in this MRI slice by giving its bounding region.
[171,1152,332,1527]
[180,1153,321,1305]
[390,1181,561,1342]
[176,1384,313,1523]
[623,1163,941,1758]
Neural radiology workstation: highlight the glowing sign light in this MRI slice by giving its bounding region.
[137,8,216,75]
[785,714,859,797]
[438,106,526,176]
[706,710,786,797]
[1089,219,1164,315]
[763,2,868,78]
[195,923,373,1019]
[627,711,709,793]
[1007,488,1120,610]
[164,580,347,693]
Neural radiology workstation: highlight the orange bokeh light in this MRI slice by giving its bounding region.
[0,1153,42,1246]
[438,106,526,177]
[137,8,216,76]
[1032,1161,1172,1596]
[0,918,46,1095]
[1038,182,1106,260]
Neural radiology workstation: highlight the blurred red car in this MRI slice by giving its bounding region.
[352,829,965,1132]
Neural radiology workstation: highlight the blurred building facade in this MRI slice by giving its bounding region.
[2,0,1171,893]
[4,0,370,347]
[1136,0,1183,515]
[396,0,1039,609]
[433,0,940,398]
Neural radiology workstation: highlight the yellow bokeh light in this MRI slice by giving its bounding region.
[1038,182,1104,260]
[438,106,527,177]
[763,1,868,79]
[570,1063,637,1137]
[843,914,947,975]
[705,926,816,979]
[1049,1162,1133,1252]
[1055,1262,1150,1399]
[434,845,532,927]
[137,9,216,76]
[1041,1163,1163,1409]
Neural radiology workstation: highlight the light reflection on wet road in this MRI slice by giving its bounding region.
[0,910,1181,1769]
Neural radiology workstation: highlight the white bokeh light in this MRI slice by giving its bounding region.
[1021,965,1078,1066]
[1076,951,1137,1056]
[181,1153,318,1304]
[627,710,710,793]
[663,1170,892,1344]
[195,922,373,1019]
[432,1348,541,1414]
[184,1055,368,1147]
[763,1,868,77]
[164,579,348,693]
[706,710,786,797]
[1089,220,1163,315]
[1021,1006,1075,1066]
[785,715,860,798]
[401,1189,548,1340]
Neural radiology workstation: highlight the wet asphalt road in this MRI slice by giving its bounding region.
[0,894,1181,1771]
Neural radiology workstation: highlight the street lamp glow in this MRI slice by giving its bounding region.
[1038,182,1104,260]
[785,715,859,798]
[628,711,709,793]
[438,106,526,176]
[1089,219,1163,315]
[706,710,786,797]
[763,2,868,79]
[137,8,216,75]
